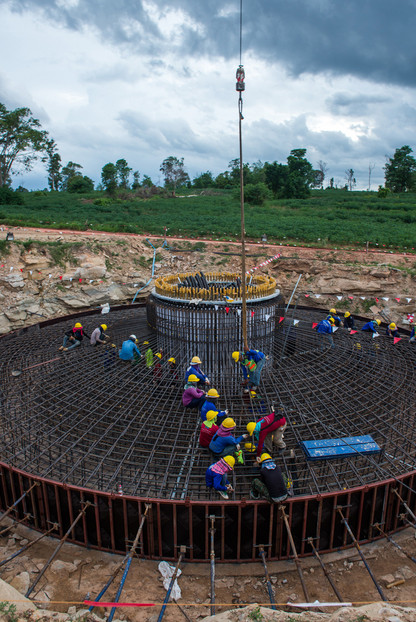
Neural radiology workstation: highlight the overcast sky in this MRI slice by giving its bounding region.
[1,0,416,191]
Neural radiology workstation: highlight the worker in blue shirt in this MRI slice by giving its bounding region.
[326,308,341,327]
[315,317,335,349]
[410,326,415,343]
[232,349,266,392]
[361,319,381,334]
[119,334,142,361]
[200,388,228,422]
[185,356,210,385]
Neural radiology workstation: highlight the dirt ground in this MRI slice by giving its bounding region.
[1,518,416,622]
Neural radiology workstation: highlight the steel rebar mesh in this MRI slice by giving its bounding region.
[0,303,415,500]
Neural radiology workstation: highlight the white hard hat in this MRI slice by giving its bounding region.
[129,334,137,340]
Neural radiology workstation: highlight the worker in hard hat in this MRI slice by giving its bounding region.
[199,410,219,448]
[185,356,210,385]
[343,312,355,331]
[143,341,153,368]
[232,349,266,392]
[200,388,228,423]
[182,374,206,410]
[410,325,415,343]
[90,323,110,345]
[315,316,335,349]
[361,319,381,334]
[385,322,400,338]
[326,308,341,327]
[119,335,142,361]
[167,357,179,384]
[205,455,235,500]
[209,417,248,463]
[59,322,90,352]
[250,453,288,503]
[153,352,162,380]
[246,408,287,459]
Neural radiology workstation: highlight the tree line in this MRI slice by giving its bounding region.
[1,102,416,203]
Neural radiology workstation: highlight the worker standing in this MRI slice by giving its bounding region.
[199,410,219,448]
[315,317,335,349]
[343,312,355,331]
[59,322,90,352]
[205,456,235,500]
[327,308,342,327]
[361,319,381,334]
[200,388,228,423]
[90,323,109,345]
[182,374,206,410]
[185,356,210,385]
[386,322,400,338]
[246,408,287,458]
[209,418,248,462]
[119,335,142,362]
[250,453,288,503]
[232,349,266,392]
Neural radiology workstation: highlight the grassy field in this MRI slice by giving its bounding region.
[0,189,415,250]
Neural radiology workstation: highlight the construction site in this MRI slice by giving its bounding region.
[0,260,415,621]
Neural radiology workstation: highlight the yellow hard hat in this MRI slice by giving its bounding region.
[191,356,202,364]
[376,319,381,325]
[222,417,236,428]
[389,322,396,329]
[207,388,219,398]
[74,323,82,328]
[244,442,256,452]
[188,374,199,383]
[246,422,256,435]
[330,308,336,314]
[328,317,335,324]
[100,324,107,331]
[232,351,240,362]
[260,453,272,463]
[155,353,162,359]
[223,455,235,468]
[143,340,149,345]
[250,390,257,397]
[344,312,350,318]
[168,357,176,363]
[206,410,218,421]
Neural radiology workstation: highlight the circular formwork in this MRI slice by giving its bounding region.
[0,301,415,562]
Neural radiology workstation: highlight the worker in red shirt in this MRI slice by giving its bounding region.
[246,408,287,460]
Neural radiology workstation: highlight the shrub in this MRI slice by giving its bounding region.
[0,187,24,205]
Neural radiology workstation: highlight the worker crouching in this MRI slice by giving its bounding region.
[200,388,228,422]
[209,417,248,463]
[206,455,235,500]
[246,409,287,460]
[182,374,206,410]
[251,453,288,503]
[199,410,219,447]
[59,322,90,352]
[119,335,142,362]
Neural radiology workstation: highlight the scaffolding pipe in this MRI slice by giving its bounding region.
[307,537,343,602]
[25,502,91,598]
[393,488,416,522]
[257,546,277,610]
[0,524,58,568]
[280,504,310,602]
[373,523,416,565]
[337,507,387,602]
[157,546,186,622]
[209,515,217,616]
[91,504,151,617]
[0,482,38,526]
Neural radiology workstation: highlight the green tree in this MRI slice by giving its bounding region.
[285,148,314,198]
[242,182,271,206]
[101,162,118,195]
[193,171,215,188]
[264,161,288,196]
[67,175,94,193]
[214,171,231,188]
[46,140,62,191]
[61,161,83,191]
[0,103,50,186]
[142,174,153,188]
[160,156,189,196]
[115,158,132,189]
[132,170,141,189]
[384,145,416,192]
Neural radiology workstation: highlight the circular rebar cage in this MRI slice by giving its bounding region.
[0,299,415,561]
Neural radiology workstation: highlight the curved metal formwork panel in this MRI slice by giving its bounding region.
[0,289,415,561]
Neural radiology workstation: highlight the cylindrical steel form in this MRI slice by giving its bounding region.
[0,273,415,562]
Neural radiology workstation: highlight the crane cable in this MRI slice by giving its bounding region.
[237,0,248,351]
